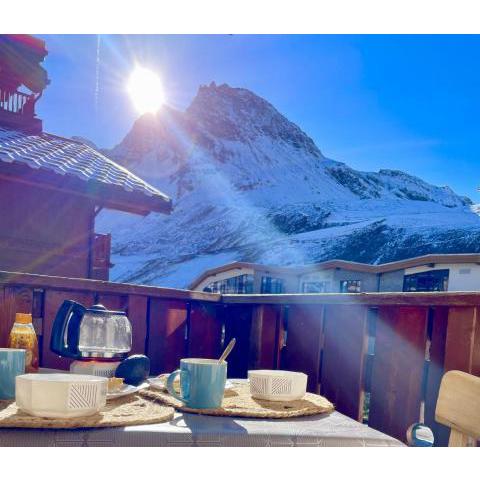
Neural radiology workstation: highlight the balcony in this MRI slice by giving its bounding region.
[0,87,42,133]
[0,268,479,446]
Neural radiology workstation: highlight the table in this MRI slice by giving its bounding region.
[0,411,403,447]
[0,377,404,447]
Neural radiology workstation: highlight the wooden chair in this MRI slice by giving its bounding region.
[435,370,480,446]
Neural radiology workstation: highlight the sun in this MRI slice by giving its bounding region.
[127,66,165,114]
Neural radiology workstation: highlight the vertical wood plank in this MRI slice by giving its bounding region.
[248,304,282,370]
[363,308,377,396]
[444,306,480,375]
[0,288,14,347]
[42,290,95,370]
[127,295,149,355]
[443,306,480,447]
[96,294,128,312]
[369,306,428,442]
[473,318,480,378]
[31,289,44,335]
[32,289,45,365]
[321,304,368,421]
[188,302,222,360]
[5,286,34,314]
[147,298,188,375]
[282,304,323,393]
[0,286,34,347]
[424,306,450,447]
[0,288,10,348]
[221,304,253,379]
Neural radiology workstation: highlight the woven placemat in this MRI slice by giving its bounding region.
[140,383,334,419]
[0,394,174,429]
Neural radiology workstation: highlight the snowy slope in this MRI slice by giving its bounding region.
[97,82,480,287]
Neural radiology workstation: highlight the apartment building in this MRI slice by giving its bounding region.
[189,254,480,294]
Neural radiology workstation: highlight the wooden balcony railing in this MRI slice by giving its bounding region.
[0,88,42,132]
[0,88,31,115]
[1,268,479,446]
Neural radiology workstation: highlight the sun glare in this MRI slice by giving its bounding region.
[127,66,165,114]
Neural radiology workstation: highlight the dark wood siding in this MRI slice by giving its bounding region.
[0,177,95,278]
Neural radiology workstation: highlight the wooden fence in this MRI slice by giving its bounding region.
[1,269,479,446]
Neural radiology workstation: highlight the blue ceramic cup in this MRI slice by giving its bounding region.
[0,348,26,400]
[167,358,227,409]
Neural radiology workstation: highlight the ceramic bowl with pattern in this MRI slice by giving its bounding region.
[248,370,307,401]
[16,373,107,418]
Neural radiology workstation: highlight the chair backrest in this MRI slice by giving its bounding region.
[435,370,480,446]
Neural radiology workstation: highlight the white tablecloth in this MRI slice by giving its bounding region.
[0,409,404,447]
[0,375,404,447]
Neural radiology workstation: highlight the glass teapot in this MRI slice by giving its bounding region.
[50,300,132,360]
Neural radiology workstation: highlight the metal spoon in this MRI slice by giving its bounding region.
[218,338,236,364]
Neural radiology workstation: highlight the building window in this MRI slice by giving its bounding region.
[203,274,254,294]
[302,281,330,293]
[403,269,449,292]
[340,280,361,293]
[261,276,284,294]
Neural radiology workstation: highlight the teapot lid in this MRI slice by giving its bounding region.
[86,303,126,315]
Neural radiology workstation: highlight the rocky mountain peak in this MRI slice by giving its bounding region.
[109,105,188,169]
[98,83,480,287]
[187,82,322,157]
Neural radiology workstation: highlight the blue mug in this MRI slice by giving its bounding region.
[0,348,26,400]
[167,358,227,409]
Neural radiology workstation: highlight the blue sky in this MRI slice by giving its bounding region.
[37,34,480,200]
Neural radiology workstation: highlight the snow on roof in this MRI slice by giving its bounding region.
[0,126,171,214]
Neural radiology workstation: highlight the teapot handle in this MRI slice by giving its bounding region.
[50,300,86,359]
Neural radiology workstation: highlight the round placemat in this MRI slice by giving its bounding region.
[140,382,334,418]
[0,394,174,429]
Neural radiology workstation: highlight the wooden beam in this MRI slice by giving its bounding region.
[2,269,480,307]
[0,270,221,303]
[222,291,480,306]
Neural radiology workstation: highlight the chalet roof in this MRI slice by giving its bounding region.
[0,126,172,215]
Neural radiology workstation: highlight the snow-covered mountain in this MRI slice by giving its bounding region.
[97,82,480,287]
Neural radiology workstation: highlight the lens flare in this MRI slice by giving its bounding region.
[127,66,165,114]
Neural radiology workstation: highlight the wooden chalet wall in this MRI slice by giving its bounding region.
[0,177,96,278]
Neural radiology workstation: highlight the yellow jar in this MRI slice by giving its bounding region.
[9,313,39,373]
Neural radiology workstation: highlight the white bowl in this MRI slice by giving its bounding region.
[16,373,107,418]
[248,370,308,401]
